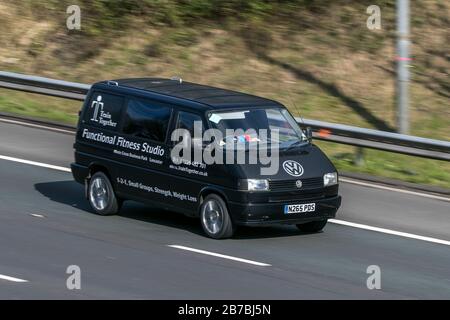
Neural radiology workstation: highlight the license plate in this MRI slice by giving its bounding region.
[284,203,316,214]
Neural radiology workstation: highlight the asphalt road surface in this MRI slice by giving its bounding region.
[0,119,449,299]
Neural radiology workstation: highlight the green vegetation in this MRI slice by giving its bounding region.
[317,141,450,189]
[0,90,80,124]
[0,0,448,188]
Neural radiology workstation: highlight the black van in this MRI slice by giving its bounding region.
[71,78,341,239]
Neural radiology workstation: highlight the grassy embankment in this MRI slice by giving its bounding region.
[0,1,448,188]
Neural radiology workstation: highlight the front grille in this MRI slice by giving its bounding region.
[269,177,323,191]
[248,184,338,203]
[268,191,326,203]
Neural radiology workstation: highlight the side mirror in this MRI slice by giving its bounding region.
[305,127,313,142]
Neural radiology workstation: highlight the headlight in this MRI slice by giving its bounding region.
[239,179,269,191]
[324,172,338,187]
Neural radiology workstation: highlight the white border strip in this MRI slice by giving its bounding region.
[330,219,450,246]
[0,117,75,134]
[168,245,271,267]
[0,274,28,283]
[0,155,71,172]
[340,177,449,202]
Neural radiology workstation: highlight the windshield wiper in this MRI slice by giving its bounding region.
[282,139,307,152]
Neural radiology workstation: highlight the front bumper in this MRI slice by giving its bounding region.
[229,195,341,226]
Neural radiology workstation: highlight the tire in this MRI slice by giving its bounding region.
[296,219,328,233]
[87,172,120,216]
[200,194,235,239]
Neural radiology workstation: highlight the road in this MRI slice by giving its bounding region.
[0,120,449,299]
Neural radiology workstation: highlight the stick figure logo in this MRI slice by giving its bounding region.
[91,96,104,122]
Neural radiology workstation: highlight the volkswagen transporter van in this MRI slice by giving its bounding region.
[71,78,342,239]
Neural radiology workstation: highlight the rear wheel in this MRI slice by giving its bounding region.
[296,219,328,232]
[200,194,235,239]
[88,172,120,216]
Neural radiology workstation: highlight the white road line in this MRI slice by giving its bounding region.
[340,177,450,202]
[0,117,75,134]
[30,213,45,218]
[0,155,71,172]
[330,219,450,246]
[0,274,28,283]
[1,154,449,247]
[0,153,447,203]
[1,117,449,201]
[168,245,271,267]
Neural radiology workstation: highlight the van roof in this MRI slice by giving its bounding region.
[96,78,282,110]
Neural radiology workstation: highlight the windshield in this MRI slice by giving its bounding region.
[207,108,307,149]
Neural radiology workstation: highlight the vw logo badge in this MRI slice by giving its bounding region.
[296,180,303,188]
[283,160,304,177]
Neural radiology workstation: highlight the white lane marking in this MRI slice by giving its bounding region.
[0,155,71,172]
[168,245,271,267]
[330,219,450,246]
[340,177,450,202]
[0,274,28,283]
[1,152,448,203]
[2,117,449,201]
[0,117,75,134]
[1,154,449,247]
[30,213,45,218]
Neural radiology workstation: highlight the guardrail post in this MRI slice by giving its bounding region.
[354,147,365,166]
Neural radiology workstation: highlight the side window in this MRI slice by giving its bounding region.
[84,92,123,130]
[175,111,204,139]
[122,99,172,143]
[172,111,205,151]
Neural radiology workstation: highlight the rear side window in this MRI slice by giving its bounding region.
[173,111,205,147]
[122,99,172,143]
[85,92,123,130]
[175,111,204,138]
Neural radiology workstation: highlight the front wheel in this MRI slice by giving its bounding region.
[88,172,120,216]
[296,219,328,233]
[200,194,235,239]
